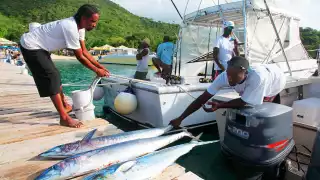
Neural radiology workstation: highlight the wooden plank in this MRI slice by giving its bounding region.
[0,160,56,180]
[0,94,42,100]
[0,113,59,122]
[0,124,120,165]
[174,172,204,180]
[153,164,186,180]
[0,117,60,130]
[0,118,108,145]
[0,111,57,120]
[0,93,39,98]
[0,100,53,108]
[0,106,55,115]
[0,98,51,105]
[0,117,60,133]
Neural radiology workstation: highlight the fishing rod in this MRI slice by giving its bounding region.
[169,0,184,77]
[174,32,179,76]
[170,0,183,20]
[205,26,213,79]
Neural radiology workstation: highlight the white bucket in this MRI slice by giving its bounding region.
[74,104,95,121]
[71,77,101,121]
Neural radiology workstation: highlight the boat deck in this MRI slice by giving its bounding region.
[0,62,202,180]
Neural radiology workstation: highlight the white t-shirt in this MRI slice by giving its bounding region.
[213,36,235,70]
[207,64,286,105]
[79,29,86,41]
[20,17,86,52]
[136,48,150,72]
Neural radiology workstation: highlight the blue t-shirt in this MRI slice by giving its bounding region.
[157,42,174,65]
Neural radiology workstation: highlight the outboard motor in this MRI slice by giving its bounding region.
[221,102,295,180]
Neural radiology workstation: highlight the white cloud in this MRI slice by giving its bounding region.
[110,0,320,30]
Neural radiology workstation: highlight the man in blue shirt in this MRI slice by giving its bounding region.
[152,36,174,83]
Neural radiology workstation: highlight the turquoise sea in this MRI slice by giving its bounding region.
[54,60,236,180]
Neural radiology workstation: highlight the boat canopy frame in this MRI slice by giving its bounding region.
[170,0,312,77]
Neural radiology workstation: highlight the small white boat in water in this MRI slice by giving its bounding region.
[98,47,156,66]
[99,53,156,66]
[101,0,319,128]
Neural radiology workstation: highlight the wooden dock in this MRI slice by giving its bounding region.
[0,62,203,180]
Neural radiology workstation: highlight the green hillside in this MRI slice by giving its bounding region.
[0,0,179,50]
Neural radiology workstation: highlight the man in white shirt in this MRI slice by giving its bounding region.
[212,21,239,79]
[169,56,286,128]
[19,4,109,128]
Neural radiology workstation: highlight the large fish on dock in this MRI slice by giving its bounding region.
[84,139,219,180]
[35,131,196,180]
[39,126,173,158]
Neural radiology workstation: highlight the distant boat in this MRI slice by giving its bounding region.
[99,52,156,66]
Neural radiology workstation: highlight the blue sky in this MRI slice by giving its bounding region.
[111,0,319,30]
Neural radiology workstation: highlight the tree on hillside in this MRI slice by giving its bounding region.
[300,27,320,58]
[107,36,126,47]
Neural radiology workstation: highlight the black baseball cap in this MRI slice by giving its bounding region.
[227,56,249,70]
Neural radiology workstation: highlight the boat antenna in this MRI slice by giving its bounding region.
[170,0,183,20]
[263,0,292,76]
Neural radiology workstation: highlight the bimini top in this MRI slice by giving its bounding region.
[183,0,301,27]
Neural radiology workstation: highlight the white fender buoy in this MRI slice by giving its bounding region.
[114,92,137,115]
[93,86,104,101]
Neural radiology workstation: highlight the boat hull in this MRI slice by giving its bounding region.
[102,77,216,127]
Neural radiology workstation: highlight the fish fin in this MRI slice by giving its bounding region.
[115,160,137,173]
[182,128,203,142]
[194,132,203,141]
[81,129,97,143]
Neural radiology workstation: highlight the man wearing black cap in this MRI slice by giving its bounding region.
[169,56,286,128]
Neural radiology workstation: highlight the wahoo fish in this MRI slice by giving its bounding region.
[35,131,195,180]
[84,138,219,180]
[39,126,173,158]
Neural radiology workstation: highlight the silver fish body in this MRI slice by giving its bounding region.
[35,131,193,180]
[83,140,218,180]
[39,126,172,158]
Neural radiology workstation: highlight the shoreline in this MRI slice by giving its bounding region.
[51,54,100,61]
[51,54,76,61]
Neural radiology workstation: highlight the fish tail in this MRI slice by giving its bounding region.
[182,129,203,142]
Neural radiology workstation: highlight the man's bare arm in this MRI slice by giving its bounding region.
[233,39,240,56]
[80,40,106,70]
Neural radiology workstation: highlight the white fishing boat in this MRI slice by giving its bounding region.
[101,0,319,129]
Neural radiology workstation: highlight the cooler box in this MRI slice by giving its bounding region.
[292,98,320,150]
